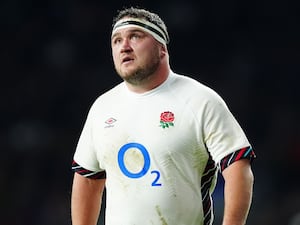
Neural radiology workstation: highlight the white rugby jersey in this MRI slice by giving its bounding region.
[73,71,250,225]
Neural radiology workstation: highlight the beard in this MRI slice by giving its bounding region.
[116,52,160,86]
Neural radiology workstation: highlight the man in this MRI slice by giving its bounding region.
[71,7,256,225]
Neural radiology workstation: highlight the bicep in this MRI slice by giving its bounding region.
[71,173,106,225]
[221,159,254,225]
[222,159,254,189]
[72,172,106,195]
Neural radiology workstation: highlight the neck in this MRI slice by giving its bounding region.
[125,62,170,94]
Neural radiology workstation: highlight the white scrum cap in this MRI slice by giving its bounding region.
[112,18,169,46]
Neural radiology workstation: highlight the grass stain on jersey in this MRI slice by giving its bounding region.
[192,149,206,174]
[155,205,168,225]
[124,148,144,173]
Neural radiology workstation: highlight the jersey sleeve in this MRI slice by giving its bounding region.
[202,91,252,164]
[73,103,104,174]
[218,146,256,172]
[72,160,106,179]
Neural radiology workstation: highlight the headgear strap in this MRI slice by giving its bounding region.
[112,18,168,45]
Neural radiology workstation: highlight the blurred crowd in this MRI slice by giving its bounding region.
[1,0,299,224]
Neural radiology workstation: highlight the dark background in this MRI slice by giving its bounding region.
[1,0,299,224]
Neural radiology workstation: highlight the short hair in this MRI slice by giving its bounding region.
[112,7,170,44]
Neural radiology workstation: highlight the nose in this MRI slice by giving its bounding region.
[120,38,132,53]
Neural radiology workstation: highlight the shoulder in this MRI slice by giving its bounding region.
[93,82,125,104]
[170,72,225,104]
[86,82,125,116]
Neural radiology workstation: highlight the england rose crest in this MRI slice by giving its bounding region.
[159,111,175,128]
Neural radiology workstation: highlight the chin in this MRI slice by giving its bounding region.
[119,69,137,79]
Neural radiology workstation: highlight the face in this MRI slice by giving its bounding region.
[111,26,161,85]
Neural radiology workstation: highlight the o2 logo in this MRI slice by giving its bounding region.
[118,142,162,186]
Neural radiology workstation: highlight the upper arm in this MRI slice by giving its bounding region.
[222,159,254,184]
[71,173,106,225]
[72,172,106,195]
[202,91,251,163]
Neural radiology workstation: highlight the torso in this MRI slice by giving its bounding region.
[91,73,216,224]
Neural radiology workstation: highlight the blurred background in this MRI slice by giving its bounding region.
[1,0,299,224]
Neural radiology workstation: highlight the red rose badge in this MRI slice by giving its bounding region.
[159,111,175,128]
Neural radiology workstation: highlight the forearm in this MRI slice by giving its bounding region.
[222,159,254,225]
[71,173,106,225]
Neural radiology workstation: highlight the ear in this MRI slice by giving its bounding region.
[160,44,168,58]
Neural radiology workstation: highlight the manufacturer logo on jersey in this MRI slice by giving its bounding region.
[105,117,117,128]
[159,111,175,129]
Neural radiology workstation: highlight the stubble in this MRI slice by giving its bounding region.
[116,51,160,86]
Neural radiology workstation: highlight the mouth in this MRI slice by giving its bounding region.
[122,56,134,64]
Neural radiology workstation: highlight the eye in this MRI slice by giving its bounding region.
[112,37,122,45]
[131,34,140,40]
[130,32,144,42]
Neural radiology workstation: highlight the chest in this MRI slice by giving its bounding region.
[91,97,209,180]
